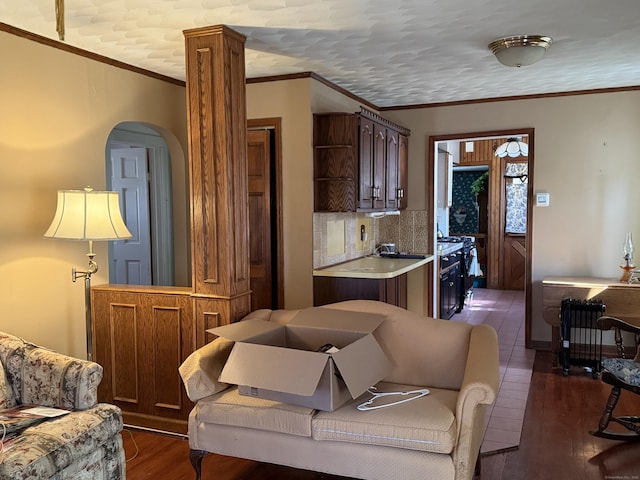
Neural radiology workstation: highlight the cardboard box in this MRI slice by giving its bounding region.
[207,308,392,411]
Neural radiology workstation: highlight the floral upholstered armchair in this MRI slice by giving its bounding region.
[0,332,125,479]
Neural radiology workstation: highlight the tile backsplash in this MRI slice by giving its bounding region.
[378,210,429,254]
[313,210,429,269]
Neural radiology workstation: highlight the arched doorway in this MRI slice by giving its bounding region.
[105,122,189,286]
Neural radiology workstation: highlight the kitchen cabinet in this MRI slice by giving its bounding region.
[313,274,408,308]
[313,255,432,308]
[314,108,410,212]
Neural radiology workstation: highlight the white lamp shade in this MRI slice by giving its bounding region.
[44,188,132,240]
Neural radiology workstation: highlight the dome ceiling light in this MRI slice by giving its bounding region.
[488,35,553,68]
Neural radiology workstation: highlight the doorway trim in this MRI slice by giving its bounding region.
[428,128,535,348]
[248,117,284,308]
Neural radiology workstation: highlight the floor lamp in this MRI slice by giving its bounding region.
[44,187,132,361]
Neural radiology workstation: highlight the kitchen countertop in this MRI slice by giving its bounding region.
[313,254,434,279]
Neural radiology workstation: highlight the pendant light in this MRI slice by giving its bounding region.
[495,138,528,158]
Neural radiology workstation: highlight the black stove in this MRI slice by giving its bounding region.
[437,236,476,316]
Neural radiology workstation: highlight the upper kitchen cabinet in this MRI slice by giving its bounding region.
[313,113,359,212]
[314,108,410,212]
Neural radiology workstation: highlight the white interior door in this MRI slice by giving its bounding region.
[110,147,152,285]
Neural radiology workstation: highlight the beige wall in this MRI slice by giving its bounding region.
[0,31,189,358]
[385,91,640,343]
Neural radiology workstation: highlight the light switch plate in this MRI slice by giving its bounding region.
[535,192,550,207]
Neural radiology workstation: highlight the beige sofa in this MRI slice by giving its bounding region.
[180,300,499,480]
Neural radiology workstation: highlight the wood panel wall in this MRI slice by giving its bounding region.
[92,285,194,433]
[184,25,252,345]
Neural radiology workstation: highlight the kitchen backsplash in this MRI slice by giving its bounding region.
[313,210,429,269]
[378,210,429,254]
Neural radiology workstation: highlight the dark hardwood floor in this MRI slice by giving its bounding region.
[122,351,640,480]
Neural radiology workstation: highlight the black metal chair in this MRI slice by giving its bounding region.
[592,316,640,441]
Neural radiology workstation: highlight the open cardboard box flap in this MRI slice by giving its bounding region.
[331,333,390,397]
[291,307,386,333]
[209,307,391,404]
[219,342,329,396]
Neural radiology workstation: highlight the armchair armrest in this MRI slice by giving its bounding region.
[452,324,500,480]
[0,334,103,410]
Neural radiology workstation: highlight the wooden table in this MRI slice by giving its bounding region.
[542,276,640,362]
[542,276,640,327]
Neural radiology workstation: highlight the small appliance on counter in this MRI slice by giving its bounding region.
[379,243,396,254]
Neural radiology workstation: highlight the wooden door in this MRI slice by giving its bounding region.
[110,147,152,285]
[503,236,526,290]
[247,129,274,310]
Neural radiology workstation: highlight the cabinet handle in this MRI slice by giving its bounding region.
[372,186,381,199]
[396,188,404,199]
[449,282,454,287]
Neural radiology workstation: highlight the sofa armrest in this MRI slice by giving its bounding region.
[452,324,500,480]
[179,337,235,401]
[2,338,103,410]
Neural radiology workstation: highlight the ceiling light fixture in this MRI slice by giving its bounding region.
[488,35,553,68]
[55,0,65,40]
[495,137,528,158]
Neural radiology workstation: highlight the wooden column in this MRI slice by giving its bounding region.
[184,25,251,346]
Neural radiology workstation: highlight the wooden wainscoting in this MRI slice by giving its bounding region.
[92,285,195,434]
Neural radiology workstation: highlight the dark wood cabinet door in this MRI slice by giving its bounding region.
[372,123,387,210]
[398,134,409,210]
[358,117,375,209]
[385,129,399,210]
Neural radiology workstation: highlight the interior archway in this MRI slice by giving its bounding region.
[105,122,190,286]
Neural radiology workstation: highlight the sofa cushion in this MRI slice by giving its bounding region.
[195,386,315,437]
[602,357,640,386]
[0,403,123,479]
[312,382,458,454]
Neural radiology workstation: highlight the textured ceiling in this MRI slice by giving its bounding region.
[2,0,640,107]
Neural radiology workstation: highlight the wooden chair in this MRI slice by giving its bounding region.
[592,316,640,441]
